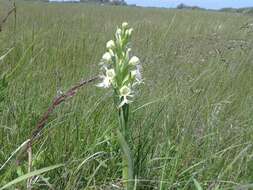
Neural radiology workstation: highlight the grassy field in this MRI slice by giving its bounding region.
[1,1,253,189]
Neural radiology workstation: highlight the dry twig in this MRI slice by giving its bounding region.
[15,76,99,166]
[29,76,99,146]
[0,1,16,32]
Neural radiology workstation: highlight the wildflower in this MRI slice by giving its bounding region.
[122,22,129,29]
[96,76,111,88]
[131,67,142,83]
[106,40,115,50]
[97,22,142,107]
[119,85,133,108]
[97,23,142,190]
[102,52,112,62]
[106,68,115,79]
[129,56,140,66]
[97,68,115,88]
[116,28,122,38]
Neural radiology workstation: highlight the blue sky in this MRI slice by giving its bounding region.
[126,0,253,9]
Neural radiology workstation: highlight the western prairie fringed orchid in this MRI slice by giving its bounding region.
[96,22,142,189]
[97,22,143,108]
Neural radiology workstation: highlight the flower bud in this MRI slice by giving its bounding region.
[129,56,140,66]
[122,22,129,29]
[115,28,122,44]
[116,28,122,37]
[102,52,112,62]
[126,48,131,60]
[106,40,115,49]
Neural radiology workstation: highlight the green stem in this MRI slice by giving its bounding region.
[118,105,134,190]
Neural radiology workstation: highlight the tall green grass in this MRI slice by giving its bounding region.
[0,1,253,189]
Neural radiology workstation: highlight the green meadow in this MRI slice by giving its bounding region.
[0,1,253,189]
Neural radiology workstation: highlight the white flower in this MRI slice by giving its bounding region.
[118,86,133,107]
[97,68,115,88]
[116,28,122,36]
[120,86,131,97]
[108,49,115,57]
[102,52,112,62]
[97,76,111,88]
[131,67,142,82]
[129,56,140,66]
[115,28,122,44]
[122,22,129,29]
[106,40,115,49]
[106,68,115,79]
[97,22,142,106]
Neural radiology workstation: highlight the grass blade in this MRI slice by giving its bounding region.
[0,48,13,62]
[0,164,63,190]
[193,178,203,190]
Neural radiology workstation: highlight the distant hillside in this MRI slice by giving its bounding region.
[175,3,253,15]
[83,0,126,5]
[220,7,253,15]
[176,3,205,11]
[39,0,127,5]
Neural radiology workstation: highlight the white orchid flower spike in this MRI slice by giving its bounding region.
[97,22,143,108]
